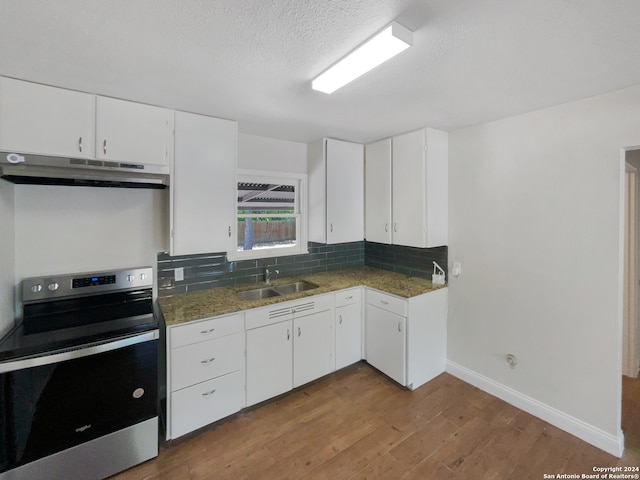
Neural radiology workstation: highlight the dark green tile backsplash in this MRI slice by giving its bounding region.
[364,242,448,281]
[157,241,447,297]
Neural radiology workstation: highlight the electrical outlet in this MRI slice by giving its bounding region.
[175,267,184,282]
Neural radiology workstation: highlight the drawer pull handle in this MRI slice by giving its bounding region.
[298,326,301,337]
[339,314,343,325]
[380,300,389,305]
[202,389,217,397]
[345,295,353,300]
[103,139,107,155]
[200,328,216,335]
[200,357,216,364]
[287,329,290,341]
[394,223,397,232]
[78,137,83,152]
[398,321,402,332]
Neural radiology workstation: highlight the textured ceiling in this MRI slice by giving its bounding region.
[1,0,640,144]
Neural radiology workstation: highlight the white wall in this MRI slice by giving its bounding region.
[0,180,15,336]
[14,185,167,281]
[448,84,640,454]
[238,133,307,173]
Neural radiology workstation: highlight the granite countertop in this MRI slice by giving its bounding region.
[158,266,446,327]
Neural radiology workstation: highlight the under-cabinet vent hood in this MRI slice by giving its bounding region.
[0,152,169,189]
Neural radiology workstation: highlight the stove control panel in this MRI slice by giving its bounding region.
[72,275,116,289]
[22,267,154,302]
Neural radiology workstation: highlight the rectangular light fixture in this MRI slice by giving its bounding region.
[312,21,413,94]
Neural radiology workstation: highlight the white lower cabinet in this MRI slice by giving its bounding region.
[365,287,447,390]
[170,371,244,439]
[293,309,334,388]
[246,319,293,406]
[167,313,245,440]
[335,287,363,370]
[166,285,447,438]
[365,303,407,386]
[171,334,244,391]
[245,294,334,406]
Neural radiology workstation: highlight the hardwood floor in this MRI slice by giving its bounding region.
[112,364,640,480]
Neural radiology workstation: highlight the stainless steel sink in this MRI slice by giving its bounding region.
[237,287,281,301]
[273,281,319,295]
[237,280,319,300]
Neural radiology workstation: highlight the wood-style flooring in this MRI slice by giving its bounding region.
[112,363,640,479]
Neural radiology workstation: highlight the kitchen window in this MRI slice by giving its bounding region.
[228,171,308,261]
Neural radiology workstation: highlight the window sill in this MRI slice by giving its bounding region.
[226,246,309,262]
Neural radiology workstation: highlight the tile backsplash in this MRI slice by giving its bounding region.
[157,241,447,297]
[364,242,448,281]
[157,242,364,296]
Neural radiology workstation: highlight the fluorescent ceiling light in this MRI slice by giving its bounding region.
[312,21,413,94]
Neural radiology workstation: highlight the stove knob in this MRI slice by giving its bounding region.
[140,273,147,280]
[127,274,134,282]
[47,283,59,291]
[31,284,43,293]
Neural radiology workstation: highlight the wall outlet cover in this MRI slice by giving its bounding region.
[432,273,446,285]
[453,262,462,277]
[175,267,184,282]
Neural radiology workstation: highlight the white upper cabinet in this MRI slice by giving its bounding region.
[392,128,448,248]
[0,77,95,159]
[171,111,237,256]
[326,139,364,243]
[365,128,448,248]
[95,96,174,167]
[364,139,392,244]
[308,138,364,244]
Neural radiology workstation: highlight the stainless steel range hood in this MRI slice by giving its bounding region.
[0,152,169,189]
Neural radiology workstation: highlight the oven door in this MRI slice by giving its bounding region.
[0,331,158,474]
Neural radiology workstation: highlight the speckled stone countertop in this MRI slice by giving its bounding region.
[158,266,446,326]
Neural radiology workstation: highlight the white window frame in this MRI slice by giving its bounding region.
[227,169,308,261]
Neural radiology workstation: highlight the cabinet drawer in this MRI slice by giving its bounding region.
[365,289,407,317]
[335,287,361,307]
[170,313,243,348]
[171,333,244,392]
[170,371,244,439]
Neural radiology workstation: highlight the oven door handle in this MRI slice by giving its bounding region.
[0,330,159,374]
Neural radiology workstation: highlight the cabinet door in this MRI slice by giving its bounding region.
[0,77,95,159]
[365,138,392,244]
[365,304,406,386]
[95,96,173,166]
[326,139,364,244]
[293,309,334,387]
[171,111,236,255]
[246,320,293,406]
[335,303,362,370]
[392,129,426,248]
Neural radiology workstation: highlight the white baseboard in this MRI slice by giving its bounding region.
[446,361,624,458]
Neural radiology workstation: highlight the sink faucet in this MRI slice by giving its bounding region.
[265,268,279,284]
